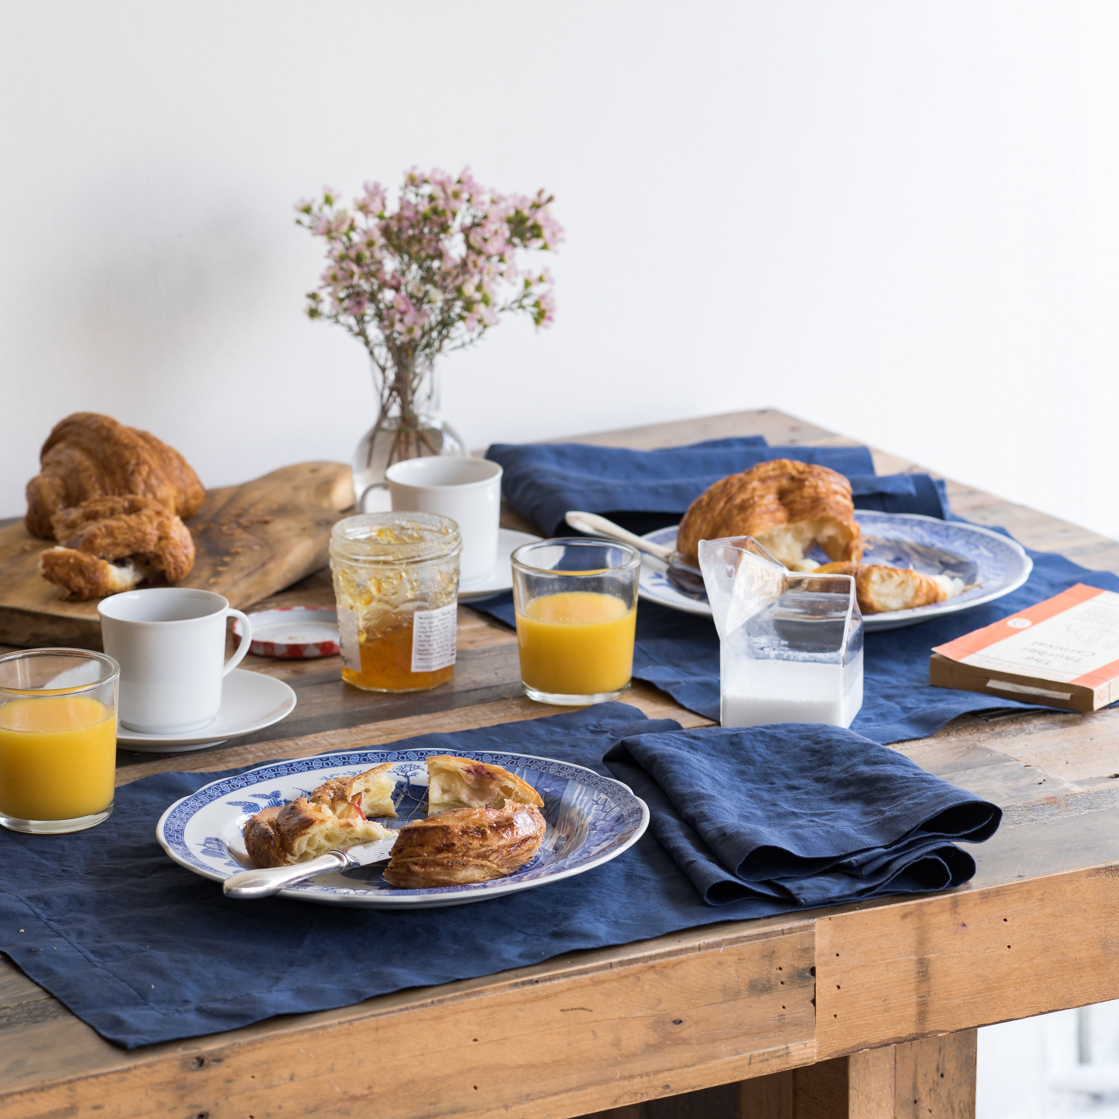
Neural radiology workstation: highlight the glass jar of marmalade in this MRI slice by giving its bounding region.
[330,513,461,692]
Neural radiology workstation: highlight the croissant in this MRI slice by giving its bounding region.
[37,549,142,600]
[676,459,862,571]
[815,562,965,614]
[26,413,205,539]
[425,755,543,816]
[52,494,194,578]
[38,496,195,600]
[384,804,546,887]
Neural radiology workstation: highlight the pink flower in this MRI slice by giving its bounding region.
[298,165,560,362]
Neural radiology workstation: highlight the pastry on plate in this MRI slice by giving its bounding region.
[676,459,862,572]
[425,755,544,816]
[25,412,205,539]
[815,562,966,614]
[38,495,197,600]
[242,763,400,868]
[307,762,398,820]
[383,804,546,888]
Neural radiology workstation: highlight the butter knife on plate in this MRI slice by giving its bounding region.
[223,836,397,900]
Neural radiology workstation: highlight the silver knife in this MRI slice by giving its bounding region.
[222,836,397,899]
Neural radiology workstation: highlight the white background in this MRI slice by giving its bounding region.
[4,2,1119,540]
[3,5,1119,1109]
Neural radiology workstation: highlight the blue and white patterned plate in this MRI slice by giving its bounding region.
[156,749,649,909]
[638,512,1033,632]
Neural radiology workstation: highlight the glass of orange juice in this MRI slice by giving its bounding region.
[0,648,119,834]
[511,539,641,705]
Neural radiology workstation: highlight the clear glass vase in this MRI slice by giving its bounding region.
[352,365,466,510]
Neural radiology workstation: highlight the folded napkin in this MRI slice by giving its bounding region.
[604,724,1000,905]
[474,541,1119,744]
[485,436,948,536]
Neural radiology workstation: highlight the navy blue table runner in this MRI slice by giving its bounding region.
[475,436,1119,743]
[485,436,949,536]
[0,704,996,1049]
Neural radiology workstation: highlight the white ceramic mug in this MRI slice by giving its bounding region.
[386,457,503,583]
[98,588,253,734]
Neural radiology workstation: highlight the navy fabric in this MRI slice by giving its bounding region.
[0,704,995,1049]
[848,473,951,519]
[486,437,885,535]
[603,725,999,905]
[473,544,1119,744]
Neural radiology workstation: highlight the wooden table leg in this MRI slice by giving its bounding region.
[739,1029,977,1119]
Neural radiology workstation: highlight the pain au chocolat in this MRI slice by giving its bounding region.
[676,458,863,571]
[243,764,398,868]
[383,804,546,888]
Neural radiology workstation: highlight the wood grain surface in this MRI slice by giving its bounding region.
[741,1030,976,1118]
[3,409,1119,1119]
[0,461,353,648]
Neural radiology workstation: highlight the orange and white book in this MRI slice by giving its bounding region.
[930,584,1119,712]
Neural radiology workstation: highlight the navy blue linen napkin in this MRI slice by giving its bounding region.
[486,437,950,536]
[603,725,999,905]
[473,543,1119,744]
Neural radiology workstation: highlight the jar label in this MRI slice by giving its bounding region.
[337,607,361,671]
[411,603,457,672]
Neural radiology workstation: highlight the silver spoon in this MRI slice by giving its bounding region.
[564,510,709,601]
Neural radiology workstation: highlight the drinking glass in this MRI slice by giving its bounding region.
[0,648,120,834]
[511,538,641,705]
[698,537,864,728]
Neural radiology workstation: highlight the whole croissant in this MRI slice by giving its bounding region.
[676,458,862,571]
[25,412,205,540]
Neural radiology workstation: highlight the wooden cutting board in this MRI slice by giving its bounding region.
[0,461,354,649]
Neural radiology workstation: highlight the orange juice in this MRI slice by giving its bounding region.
[0,696,116,820]
[516,591,636,697]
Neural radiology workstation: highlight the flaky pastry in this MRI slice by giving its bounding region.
[26,412,205,539]
[38,495,196,601]
[243,764,401,867]
[676,459,862,572]
[815,562,965,614]
[384,805,546,888]
[426,755,544,816]
[37,549,142,600]
[307,762,398,821]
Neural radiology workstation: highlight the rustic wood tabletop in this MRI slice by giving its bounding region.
[4,408,1118,1119]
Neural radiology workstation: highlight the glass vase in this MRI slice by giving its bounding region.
[352,366,467,510]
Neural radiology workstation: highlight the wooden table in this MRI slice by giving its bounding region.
[5,409,1119,1119]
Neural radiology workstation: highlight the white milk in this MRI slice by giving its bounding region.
[720,652,863,729]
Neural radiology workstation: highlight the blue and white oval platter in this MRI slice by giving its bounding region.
[157,749,649,909]
[638,512,1033,631]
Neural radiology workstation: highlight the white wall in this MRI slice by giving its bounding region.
[3,1,1119,543]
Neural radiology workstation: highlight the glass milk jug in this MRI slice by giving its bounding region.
[698,537,864,729]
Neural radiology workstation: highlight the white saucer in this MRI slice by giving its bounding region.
[115,670,298,754]
[458,528,540,601]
